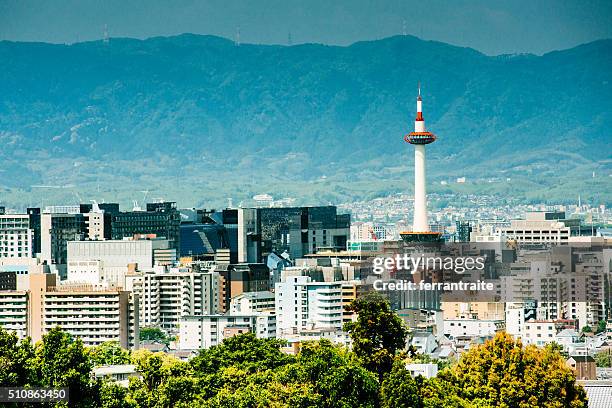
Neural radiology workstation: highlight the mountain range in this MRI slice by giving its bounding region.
[0,34,610,209]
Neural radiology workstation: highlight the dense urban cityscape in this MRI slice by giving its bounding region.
[1,1,611,406]
[0,86,610,407]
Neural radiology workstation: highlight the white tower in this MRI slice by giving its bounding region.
[403,84,438,240]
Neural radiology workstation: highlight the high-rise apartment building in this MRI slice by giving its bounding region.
[275,275,344,336]
[0,290,28,338]
[0,273,138,348]
[42,284,137,348]
[125,266,220,334]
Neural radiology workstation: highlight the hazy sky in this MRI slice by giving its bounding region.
[1,0,611,55]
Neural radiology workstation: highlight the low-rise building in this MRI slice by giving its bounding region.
[229,291,275,315]
[444,318,504,338]
[567,355,597,380]
[406,363,438,379]
[179,313,276,350]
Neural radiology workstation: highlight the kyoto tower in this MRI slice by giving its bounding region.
[400,84,442,243]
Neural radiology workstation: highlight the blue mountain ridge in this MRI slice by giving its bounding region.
[0,34,610,208]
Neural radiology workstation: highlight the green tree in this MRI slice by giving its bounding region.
[191,333,293,376]
[344,293,409,379]
[140,327,169,345]
[87,341,131,366]
[34,327,100,407]
[437,332,587,408]
[287,340,379,408]
[100,380,133,408]
[582,325,593,334]
[380,361,421,408]
[596,320,607,334]
[127,349,196,408]
[595,350,612,367]
[0,327,36,386]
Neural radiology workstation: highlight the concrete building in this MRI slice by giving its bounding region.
[275,275,344,336]
[179,313,276,350]
[0,290,28,338]
[42,284,137,348]
[229,291,275,315]
[411,332,438,354]
[442,302,505,321]
[505,304,527,339]
[110,202,181,250]
[500,212,591,244]
[67,238,175,287]
[125,266,220,334]
[341,281,359,324]
[0,214,34,259]
[215,263,271,312]
[93,365,140,387]
[238,206,350,263]
[522,319,577,347]
[444,318,504,338]
[0,272,139,348]
[40,212,88,278]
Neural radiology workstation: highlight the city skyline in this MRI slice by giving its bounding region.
[0,3,610,406]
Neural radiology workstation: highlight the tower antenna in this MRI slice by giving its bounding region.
[402,19,407,36]
[103,24,109,44]
[235,26,241,46]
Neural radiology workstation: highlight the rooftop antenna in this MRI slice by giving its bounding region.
[103,24,109,44]
[288,31,292,46]
[235,26,241,46]
[140,190,150,205]
[402,19,407,36]
[227,197,233,208]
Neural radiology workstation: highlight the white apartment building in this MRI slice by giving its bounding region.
[67,238,174,287]
[0,214,33,259]
[42,284,138,348]
[522,320,558,347]
[179,313,276,350]
[275,275,344,336]
[230,291,275,315]
[125,267,220,334]
[0,290,28,338]
[444,318,504,338]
